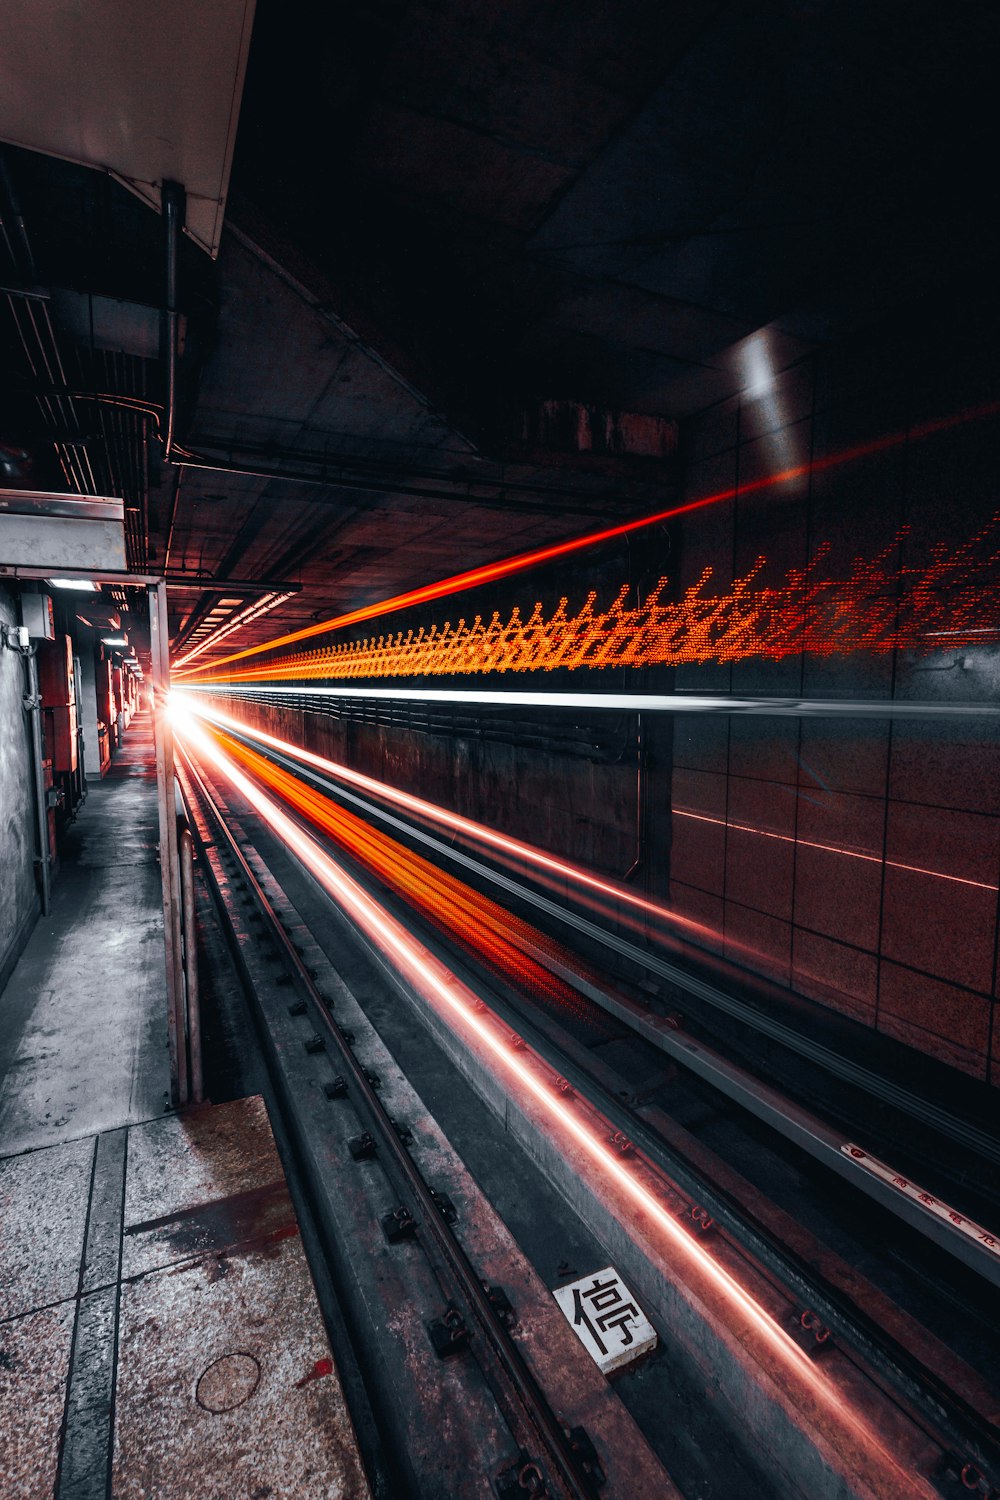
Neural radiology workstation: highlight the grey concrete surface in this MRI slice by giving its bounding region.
[0,1096,368,1500]
[113,1222,366,1500]
[0,712,170,1155]
[0,584,40,995]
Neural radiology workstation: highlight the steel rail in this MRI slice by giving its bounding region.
[181,730,1000,1496]
[434,926,1000,1494]
[176,742,603,1500]
[223,727,1000,1172]
[227,743,1000,1494]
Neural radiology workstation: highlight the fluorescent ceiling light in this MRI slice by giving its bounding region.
[49,578,97,592]
[102,635,128,646]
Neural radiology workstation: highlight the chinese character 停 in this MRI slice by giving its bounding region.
[572,1275,640,1357]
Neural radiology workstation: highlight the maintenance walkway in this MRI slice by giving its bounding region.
[0,713,368,1499]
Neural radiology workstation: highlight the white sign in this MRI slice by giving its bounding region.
[552,1266,657,1374]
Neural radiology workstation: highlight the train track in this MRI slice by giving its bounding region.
[177,743,676,1500]
[175,724,1000,1500]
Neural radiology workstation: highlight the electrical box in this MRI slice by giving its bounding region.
[39,633,78,774]
[21,592,55,640]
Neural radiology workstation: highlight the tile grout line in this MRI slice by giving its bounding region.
[52,1133,99,1498]
[104,1128,128,1500]
[51,1129,129,1500]
[0,1110,173,1166]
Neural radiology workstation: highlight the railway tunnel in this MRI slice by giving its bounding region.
[0,4,998,1497]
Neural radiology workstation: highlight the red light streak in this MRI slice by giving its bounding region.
[210,724,617,1030]
[674,809,999,893]
[176,697,997,1009]
[171,704,935,1492]
[187,513,1000,686]
[173,397,1000,680]
[175,695,718,944]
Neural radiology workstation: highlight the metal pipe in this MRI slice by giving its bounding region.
[162,469,182,573]
[164,571,302,596]
[148,579,187,1105]
[161,181,185,463]
[179,826,202,1103]
[22,648,52,914]
[170,444,646,516]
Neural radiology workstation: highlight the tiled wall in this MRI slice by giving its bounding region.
[669,309,1000,1084]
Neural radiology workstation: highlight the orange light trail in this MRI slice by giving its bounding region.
[171,704,933,1496]
[177,696,998,967]
[173,397,1000,680]
[213,723,605,1032]
[187,514,1000,685]
[174,696,716,944]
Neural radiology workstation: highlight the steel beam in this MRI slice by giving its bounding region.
[148,579,187,1106]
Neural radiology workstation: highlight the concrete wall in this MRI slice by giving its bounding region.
[0,585,40,990]
[669,303,1000,1085]
[229,699,644,878]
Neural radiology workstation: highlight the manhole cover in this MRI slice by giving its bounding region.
[196,1352,262,1413]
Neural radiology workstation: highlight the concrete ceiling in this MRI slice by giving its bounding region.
[0,0,255,256]
[229,0,995,418]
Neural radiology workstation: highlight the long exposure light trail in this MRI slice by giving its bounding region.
[178,698,997,986]
[181,682,1000,718]
[198,518,1000,685]
[179,697,801,983]
[173,396,1000,680]
[214,724,602,1030]
[674,809,1000,893]
[172,704,929,1496]
[175,695,714,943]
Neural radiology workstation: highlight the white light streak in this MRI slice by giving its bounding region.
[179,682,1000,719]
[172,710,934,1497]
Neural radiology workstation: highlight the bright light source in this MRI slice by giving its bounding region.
[48,578,98,592]
[165,691,192,728]
[741,332,774,397]
[102,635,128,646]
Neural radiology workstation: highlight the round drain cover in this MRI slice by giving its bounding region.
[196,1352,262,1413]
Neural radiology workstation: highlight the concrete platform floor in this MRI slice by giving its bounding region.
[0,1096,370,1499]
[0,720,368,1497]
[0,713,170,1154]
